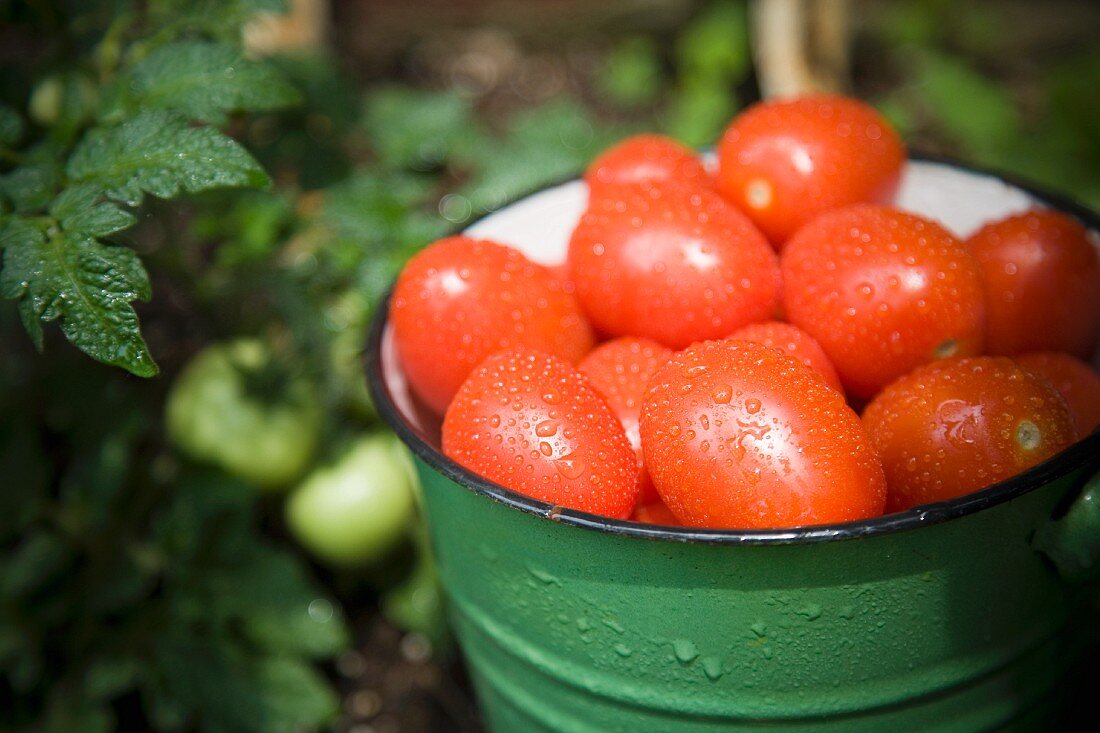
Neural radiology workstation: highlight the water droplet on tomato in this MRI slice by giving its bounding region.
[555,457,586,479]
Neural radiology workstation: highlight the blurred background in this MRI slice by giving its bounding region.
[1,1,1098,731]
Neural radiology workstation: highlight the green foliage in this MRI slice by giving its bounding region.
[1,5,294,376]
[362,87,479,171]
[665,0,750,146]
[598,36,664,108]
[872,1,1100,209]
[102,41,300,125]
[68,111,270,206]
[0,193,154,375]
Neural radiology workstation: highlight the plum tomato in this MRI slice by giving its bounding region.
[725,320,843,394]
[716,95,905,246]
[585,134,710,197]
[1014,352,1100,435]
[639,340,886,529]
[862,356,1077,512]
[578,337,674,504]
[390,236,594,414]
[966,209,1100,358]
[442,348,639,518]
[567,180,780,349]
[781,205,986,400]
[631,501,681,526]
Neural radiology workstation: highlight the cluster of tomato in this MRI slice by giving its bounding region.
[389,94,1100,530]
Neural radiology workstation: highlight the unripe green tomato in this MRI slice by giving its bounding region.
[29,77,63,126]
[286,433,418,568]
[29,73,97,127]
[165,339,322,490]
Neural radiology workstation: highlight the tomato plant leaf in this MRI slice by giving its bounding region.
[51,185,137,238]
[0,206,157,377]
[68,111,270,206]
[103,41,300,125]
[0,157,63,214]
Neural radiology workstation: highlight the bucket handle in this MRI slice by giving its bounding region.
[1033,469,1100,583]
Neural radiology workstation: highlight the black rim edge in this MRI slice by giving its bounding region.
[366,153,1100,546]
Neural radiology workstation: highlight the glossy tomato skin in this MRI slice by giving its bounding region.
[442,348,639,518]
[967,209,1100,358]
[391,237,594,414]
[1014,352,1100,435]
[781,205,986,400]
[631,501,681,526]
[862,357,1077,512]
[568,180,780,349]
[639,340,886,529]
[585,134,711,197]
[716,95,905,246]
[578,337,674,504]
[725,320,843,393]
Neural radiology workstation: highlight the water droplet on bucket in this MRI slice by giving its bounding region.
[673,639,699,664]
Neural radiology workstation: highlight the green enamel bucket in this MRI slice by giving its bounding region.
[367,157,1100,732]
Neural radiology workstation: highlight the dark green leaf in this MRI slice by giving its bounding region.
[105,41,300,125]
[152,628,339,733]
[362,87,476,170]
[323,171,439,243]
[0,418,49,541]
[664,78,737,147]
[1,530,77,599]
[0,210,157,376]
[597,36,664,108]
[68,111,270,207]
[205,551,348,658]
[0,104,23,145]
[41,696,113,733]
[675,0,750,81]
[85,657,142,700]
[51,185,136,238]
[914,51,1019,164]
[0,160,63,214]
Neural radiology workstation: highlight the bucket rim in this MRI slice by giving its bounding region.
[366,153,1100,545]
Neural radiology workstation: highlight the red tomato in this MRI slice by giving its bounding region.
[781,205,986,400]
[585,134,710,197]
[716,95,905,246]
[568,180,780,349]
[631,501,681,526]
[862,357,1077,512]
[578,337,674,504]
[725,320,844,394]
[442,348,639,518]
[390,237,594,414]
[639,340,886,528]
[966,209,1100,358]
[1014,352,1100,435]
